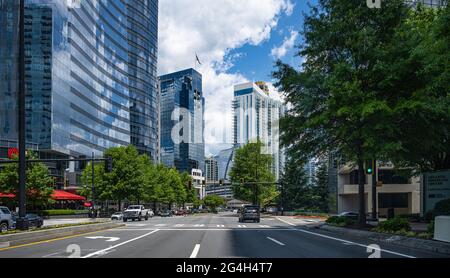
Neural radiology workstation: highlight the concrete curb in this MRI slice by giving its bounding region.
[317,224,450,255]
[0,222,125,248]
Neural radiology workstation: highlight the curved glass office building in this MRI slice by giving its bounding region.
[0,0,158,188]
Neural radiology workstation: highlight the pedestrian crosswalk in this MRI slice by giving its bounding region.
[125,223,279,229]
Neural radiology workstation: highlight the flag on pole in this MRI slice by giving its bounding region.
[195,53,202,65]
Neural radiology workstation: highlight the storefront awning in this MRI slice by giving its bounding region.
[0,192,15,198]
[51,190,86,201]
[1,190,86,201]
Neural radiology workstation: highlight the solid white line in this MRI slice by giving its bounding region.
[110,228,294,231]
[82,229,160,258]
[190,244,201,258]
[275,217,415,258]
[267,237,285,246]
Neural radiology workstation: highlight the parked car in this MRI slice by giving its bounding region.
[175,210,187,216]
[338,212,359,220]
[160,210,173,217]
[111,212,124,221]
[10,213,43,229]
[123,205,150,222]
[148,209,155,218]
[0,206,14,233]
[238,205,260,223]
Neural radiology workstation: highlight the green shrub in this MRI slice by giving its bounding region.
[374,217,411,233]
[41,209,89,216]
[433,199,450,217]
[417,232,433,240]
[326,216,354,227]
[427,221,435,234]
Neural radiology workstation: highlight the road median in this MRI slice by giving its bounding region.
[316,224,450,255]
[0,222,125,248]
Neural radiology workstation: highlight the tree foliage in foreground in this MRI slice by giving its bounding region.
[273,0,449,223]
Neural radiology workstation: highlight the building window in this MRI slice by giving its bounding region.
[378,170,410,184]
[378,193,409,209]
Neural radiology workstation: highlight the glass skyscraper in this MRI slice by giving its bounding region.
[159,68,205,175]
[0,0,158,188]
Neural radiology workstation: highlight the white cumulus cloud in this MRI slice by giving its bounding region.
[158,0,293,156]
[270,30,298,59]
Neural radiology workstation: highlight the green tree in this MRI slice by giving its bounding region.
[229,140,277,206]
[273,0,419,225]
[0,151,54,208]
[203,195,225,212]
[278,158,310,211]
[312,160,330,213]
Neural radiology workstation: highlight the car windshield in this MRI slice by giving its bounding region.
[127,206,141,210]
[0,208,10,214]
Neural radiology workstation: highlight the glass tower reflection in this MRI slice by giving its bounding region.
[159,69,205,175]
[0,0,158,188]
[0,0,158,157]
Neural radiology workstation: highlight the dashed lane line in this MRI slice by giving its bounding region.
[190,244,201,258]
[267,237,285,246]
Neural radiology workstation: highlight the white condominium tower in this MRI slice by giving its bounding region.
[232,82,286,180]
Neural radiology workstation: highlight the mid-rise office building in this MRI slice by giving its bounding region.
[0,0,159,189]
[159,68,205,174]
[205,156,219,183]
[232,82,286,180]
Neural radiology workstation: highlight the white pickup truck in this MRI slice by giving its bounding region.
[123,205,150,222]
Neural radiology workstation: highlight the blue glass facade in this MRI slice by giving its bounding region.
[159,69,205,174]
[0,0,159,160]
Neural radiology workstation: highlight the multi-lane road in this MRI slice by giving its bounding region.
[0,213,448,258]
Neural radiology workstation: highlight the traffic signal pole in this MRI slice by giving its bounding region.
[16,0,29,231]
[371,160,377,220]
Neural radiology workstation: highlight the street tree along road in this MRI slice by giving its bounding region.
[273,0,450,225]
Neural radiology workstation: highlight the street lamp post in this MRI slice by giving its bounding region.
[16,0,29,231]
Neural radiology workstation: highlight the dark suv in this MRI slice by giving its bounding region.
[238,205,260,223]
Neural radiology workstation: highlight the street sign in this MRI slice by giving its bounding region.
[7,148,19,159]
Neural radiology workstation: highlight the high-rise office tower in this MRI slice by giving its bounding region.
[232,82,286,180]
[0,0,159,188]
[159,68,205,174]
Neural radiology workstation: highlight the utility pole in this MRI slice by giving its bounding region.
[16,0,29,231]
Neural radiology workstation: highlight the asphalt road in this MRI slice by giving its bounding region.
[0,212,448,258]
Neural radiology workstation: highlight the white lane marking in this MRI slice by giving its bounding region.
[110,228,293,231]
[126,224,146,227]
[217,225,225,228]
[267,237,285,246]
[155,224,167,227]
[82,229,160,258]
[275,217,415,258]
[259,225,270,228]
[194,224,205,227]
[85,236,120,242]
[190,244,201,258]
[175,224,184,227]
[238,225,247,228]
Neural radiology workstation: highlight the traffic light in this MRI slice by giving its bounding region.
[365,160,374,175]
[188,180,192,190]
[240,178,244,185]
[219,179,223,186]
[104,156,113,173]
[202,180,206,186]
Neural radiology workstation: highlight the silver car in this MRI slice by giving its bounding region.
[0,206,14,233]
[111,212,124,221]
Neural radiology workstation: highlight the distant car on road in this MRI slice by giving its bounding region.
[111,212,123,221]
[175,210,187,216]
[160,210,173,217]
[0,206,14,233]
[238,205,260,223]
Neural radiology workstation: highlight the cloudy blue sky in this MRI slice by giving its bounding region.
[158,0,316,156]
